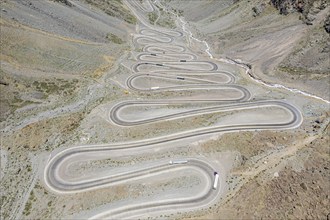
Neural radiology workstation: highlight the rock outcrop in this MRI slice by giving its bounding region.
[271,0,328,25]
[324,14,330,33]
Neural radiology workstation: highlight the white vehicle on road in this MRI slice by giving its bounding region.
[169,159,188,165]
[213,172,219,190]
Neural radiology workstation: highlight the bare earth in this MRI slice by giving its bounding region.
[0,0,329,219]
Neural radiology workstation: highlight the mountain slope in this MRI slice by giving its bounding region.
[164,0,330,100]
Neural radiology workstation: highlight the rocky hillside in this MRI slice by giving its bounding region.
[0,1,135,218]
[0,0,136,120]
[160,1,330,219]
[271,0,324,13]
[82,0,137,24]
[164,0,330,100]
[271,0,328,25]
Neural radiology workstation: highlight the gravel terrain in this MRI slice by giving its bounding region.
[0,0,329,219]
[165,0,330,101]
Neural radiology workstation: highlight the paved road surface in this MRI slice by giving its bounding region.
[43,0,303,219]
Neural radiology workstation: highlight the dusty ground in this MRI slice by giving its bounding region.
[0,0,133,219]
[164,0,330,219]
[166,0,330,101]
[0,0,329,219]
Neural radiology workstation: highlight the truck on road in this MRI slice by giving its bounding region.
[169,160,188,165]
[213,172,219,190]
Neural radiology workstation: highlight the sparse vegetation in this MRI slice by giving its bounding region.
[173,8,183,16]
[148,12,158,24]
[1,0,329,219]
[52,0,73,7]
[23,191,35,216]
[157,15,176,28]
[153,8,176,28]
[84,0,137,24]
[32,79,77,95]
[106,33,124,44]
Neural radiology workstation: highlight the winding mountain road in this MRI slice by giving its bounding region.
[43,0,303,219]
